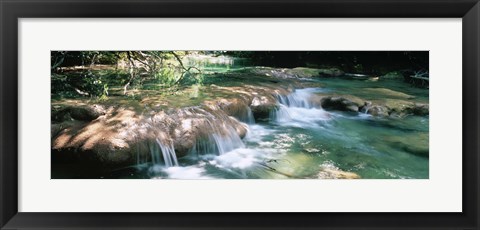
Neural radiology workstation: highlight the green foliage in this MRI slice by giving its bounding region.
[194,72,205,85]
[155,67,178,86]
[51,51,429,101]
[99,83,109,101]
[84,73,107,96]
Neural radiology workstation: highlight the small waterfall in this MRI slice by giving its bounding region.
[228,104,255,124]
[156,139,179,167]
[144,139,179,167]
[190,125,245,156]
[242,106,255,124]
[137,105,248,171]
[211,126,245,154]
[188,108,246,157]
[270,103,290,121]
[275,89,313,108]
[271,88,330,124]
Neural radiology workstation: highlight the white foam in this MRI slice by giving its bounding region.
[274,106,331,127]
[163,166,213,179]
[272,88,332,127]
[245,124,275,142]
[210,148,261,169]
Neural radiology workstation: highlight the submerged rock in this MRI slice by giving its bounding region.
[384,133,429,157]
[363,104,390,117]
[317,163,361,179]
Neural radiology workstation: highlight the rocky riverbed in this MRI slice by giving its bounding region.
[52,66,429,179]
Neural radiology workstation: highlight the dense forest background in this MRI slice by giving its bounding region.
[53,51,428,72]
[51,51,428,99]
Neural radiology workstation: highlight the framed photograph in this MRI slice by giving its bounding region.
[1,0,479,229]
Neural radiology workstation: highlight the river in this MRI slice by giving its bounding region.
[96,57,429,179]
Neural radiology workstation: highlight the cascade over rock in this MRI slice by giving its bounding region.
[52,103,250,170]
[51,63,430,179]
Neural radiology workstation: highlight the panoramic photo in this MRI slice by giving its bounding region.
[51,51,429,179]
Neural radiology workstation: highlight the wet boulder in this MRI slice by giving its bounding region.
[52,102,252,167]
[366,105,389,117]
[320,96,362,112]
[410,104,429,116]
[170,107,249,157]
[250,96,278,120]
[380,99,414,116]
[380,100,429,117]
[230,117,249,138]
[216,98,254,123]
[171,118,202,157]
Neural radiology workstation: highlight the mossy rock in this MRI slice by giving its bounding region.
[409,104,429,116]
[360,104,389,117]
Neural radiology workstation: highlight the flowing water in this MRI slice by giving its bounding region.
[53,57,429,179]
[130,76,428,179]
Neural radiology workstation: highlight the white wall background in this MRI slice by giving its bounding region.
[19,18,462,212]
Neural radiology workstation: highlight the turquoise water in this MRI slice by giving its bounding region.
[53,57,429,179]
[133,80,429,179]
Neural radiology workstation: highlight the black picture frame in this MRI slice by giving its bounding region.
[1,0,479,229]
